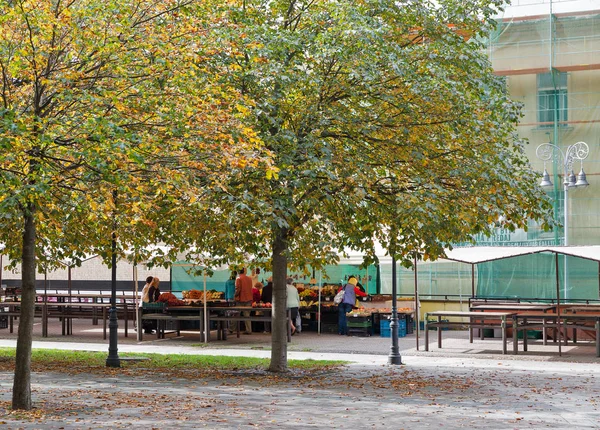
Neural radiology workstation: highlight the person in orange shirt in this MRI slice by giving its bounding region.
[235,267,254,334]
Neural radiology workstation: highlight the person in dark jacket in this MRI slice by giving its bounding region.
[338,276,367,335]
[261,277,273,333]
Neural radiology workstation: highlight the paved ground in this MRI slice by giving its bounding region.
[0,318,599,428]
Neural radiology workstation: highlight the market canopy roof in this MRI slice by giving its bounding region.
[439,246,600,264]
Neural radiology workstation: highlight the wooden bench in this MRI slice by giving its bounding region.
[512,313,600,356]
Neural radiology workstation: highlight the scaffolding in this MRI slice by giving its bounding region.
[387,1,600,301]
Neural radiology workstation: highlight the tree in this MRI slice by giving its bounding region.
[0,0,263,410]
[176,0,553,371]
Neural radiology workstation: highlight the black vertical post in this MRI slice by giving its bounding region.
[106,190,120,368]
[388,256,402,365]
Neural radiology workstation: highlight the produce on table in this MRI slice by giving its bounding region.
[157,292,186,307]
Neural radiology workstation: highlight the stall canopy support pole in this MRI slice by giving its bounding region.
[556,252,562,356]
[203,271,208,344]
[471,264,475,298]
[318,270,322,335]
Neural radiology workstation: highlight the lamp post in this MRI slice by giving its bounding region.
[535,141,590,300]
[106,190,120,368]
[388,256,403,365]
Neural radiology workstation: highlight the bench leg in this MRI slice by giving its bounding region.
[437,316,442,349]
[596,319,600,358]
[137,308,143,342]
[424,313,429,351]
[513,317,518,355]
[501,317,507,355]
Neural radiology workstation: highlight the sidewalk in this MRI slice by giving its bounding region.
[2,320,600,428]
[1,316,599,364]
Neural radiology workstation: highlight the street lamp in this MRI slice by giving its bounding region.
[388,256,403,365]
[535,141,590,300]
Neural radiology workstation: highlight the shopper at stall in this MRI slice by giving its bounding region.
[250,268,261,287]
[253,282,262,303]
[261,277,273,333]
[338,276,367,335]
[286,277,300,335]
[225,271,237,301]
[141,276,160,334]
[235,268,254,334]
[140,276,153,307]
[148,277,160,303]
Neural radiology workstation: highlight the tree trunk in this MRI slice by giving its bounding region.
[12,205,36,410]
[269,225,288,372]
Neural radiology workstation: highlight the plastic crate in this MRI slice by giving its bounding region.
[142,302,166,313]
[380,319,406,331]
[380,327,407,338]
[517,330,543,340]
[321,323,338,334]
[347,315,372,323]
[348,321,372,328]
[0,316,7,329]
[348,327,371,337]
[406,316,414,334]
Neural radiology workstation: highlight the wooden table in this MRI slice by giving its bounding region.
[424,311,516,355]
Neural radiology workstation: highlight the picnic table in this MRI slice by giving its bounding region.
[424,311,515,355]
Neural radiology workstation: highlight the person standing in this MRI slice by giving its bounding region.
[286,277,300,335]
[148,277,160,303]
[338,276,366,335]
[140,276,154,307]
[235,267,254,334]
[261,277,273,333]
[225,271,237,302]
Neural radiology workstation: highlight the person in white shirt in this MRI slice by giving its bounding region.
[286,277,300,335]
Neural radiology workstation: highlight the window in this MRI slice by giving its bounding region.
[537,72,568,125]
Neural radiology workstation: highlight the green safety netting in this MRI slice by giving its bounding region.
[171,262,380,295]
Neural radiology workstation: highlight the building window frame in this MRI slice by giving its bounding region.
[537,72,568,126]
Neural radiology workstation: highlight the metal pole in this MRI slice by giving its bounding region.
[555,252,562,356]
[133,264,138,332]
[318,270,322,335]
[106,190,120,368]
[414,253,419,351]
[388,256,402,365]
[203,271,208,344]
[563,171,569,302]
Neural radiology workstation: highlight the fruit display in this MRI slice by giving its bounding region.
[299,289,318,300]
[321,285,338,298]
[157,292,186,307]
[182,289,224,301]
[252,301,272,308]
[299,300,319,308]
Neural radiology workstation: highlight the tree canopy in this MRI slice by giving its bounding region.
[0,0,264,409]
[173,0,553,371]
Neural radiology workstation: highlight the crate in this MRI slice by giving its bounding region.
[142,302,166,313]
[380,319,406,331]
[0,316,7,329]
[406,316,414,334]
[380,327,406,338]
[321,323,338,334]
[517,330,543,340]
[347,315,372,323]
[348,327,371,337]
[347,321,372,329]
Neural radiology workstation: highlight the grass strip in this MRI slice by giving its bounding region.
[0,347,346,371]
